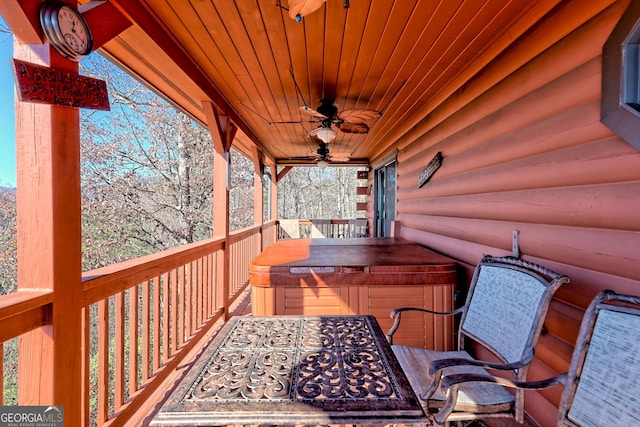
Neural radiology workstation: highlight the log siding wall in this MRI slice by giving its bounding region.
[388,1,639,425]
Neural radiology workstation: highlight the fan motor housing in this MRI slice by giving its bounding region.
[317,100,338,120]
[317,142,329,157]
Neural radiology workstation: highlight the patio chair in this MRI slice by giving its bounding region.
[440,290,640,426]
[386,255,569,426]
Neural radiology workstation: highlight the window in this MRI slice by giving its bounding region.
[623,22,640,113]
[602,1,640,150]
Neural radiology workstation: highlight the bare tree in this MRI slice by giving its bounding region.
[277,167,362,219]
[80,55,214,269]
[229,147,255,230]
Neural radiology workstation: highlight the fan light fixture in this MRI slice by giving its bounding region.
[309,127,336,143]
[317,160,329,169]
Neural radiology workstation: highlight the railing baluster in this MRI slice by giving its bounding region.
[153,276,161,374]
[178,265,185,348]
[191,261,197,333]
[219,251,225,311]
[97,299,109,425]
[196,258,204,329]
[170,268,178,356]
[81,307,90,425]
[204,255,210,319]
[185,263,192,339]
[115,291,125,409]
[128,284,139,397]
[162,272,170,364]
[141,280,150,382]
[233,241,238,295]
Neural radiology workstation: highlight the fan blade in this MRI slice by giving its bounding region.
[289,0,327,20]
[337,109,380,124]
[299,106,328,119]
[328,154,351,162]
[269,119,317,125]
[338,122,369,134]
[286,155,321,160]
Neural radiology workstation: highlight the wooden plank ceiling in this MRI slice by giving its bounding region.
[100,0,549,165]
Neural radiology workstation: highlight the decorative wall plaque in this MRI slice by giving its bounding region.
[418,151,443,188]
[11,59,110,111]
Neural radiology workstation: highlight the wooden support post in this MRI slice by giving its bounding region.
[251,147,264,252]
[14,40,82,425]
[203,101,236,319]
[252,147,264,227]
[269,165,278,224]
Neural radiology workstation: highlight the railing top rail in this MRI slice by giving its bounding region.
[278,218,355,224]
[82,237,225,306]
[228,223,263,243]
[0,289,53,342]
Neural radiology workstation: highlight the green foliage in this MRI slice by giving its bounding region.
[0,188,16,295]
[2,338,18,405]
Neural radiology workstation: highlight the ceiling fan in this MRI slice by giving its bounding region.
[279,99,380,144]
[287,140,351,169]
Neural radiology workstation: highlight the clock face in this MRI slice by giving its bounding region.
[58,6,90,55]
[40,2,93,61]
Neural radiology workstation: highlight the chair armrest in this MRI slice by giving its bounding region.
[428,348,534,376]
[441,371,567,391]
[386,306,465,344]
[433,372,567,425]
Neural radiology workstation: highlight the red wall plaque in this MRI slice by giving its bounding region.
[11,59,110,111]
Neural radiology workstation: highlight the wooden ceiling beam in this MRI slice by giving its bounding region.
[276,166,293,183]
[0,0,45,44]
[80,1,132,51]
[276,158,369,167]
[251,146,264,176]
[109,0,268,157]
[203,100,236,154]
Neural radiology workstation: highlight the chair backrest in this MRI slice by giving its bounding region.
[459,256,569,368]
[558,290,640,427]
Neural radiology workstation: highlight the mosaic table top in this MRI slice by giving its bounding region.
[151,315,425,426]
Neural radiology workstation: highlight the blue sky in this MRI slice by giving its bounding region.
[0,15,15,187]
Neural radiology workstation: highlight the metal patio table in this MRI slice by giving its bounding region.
[151,315,426,426]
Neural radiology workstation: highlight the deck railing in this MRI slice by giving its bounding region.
[0,220,276,426]
[277,218,369,239]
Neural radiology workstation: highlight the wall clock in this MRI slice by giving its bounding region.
[40,2,93,62]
